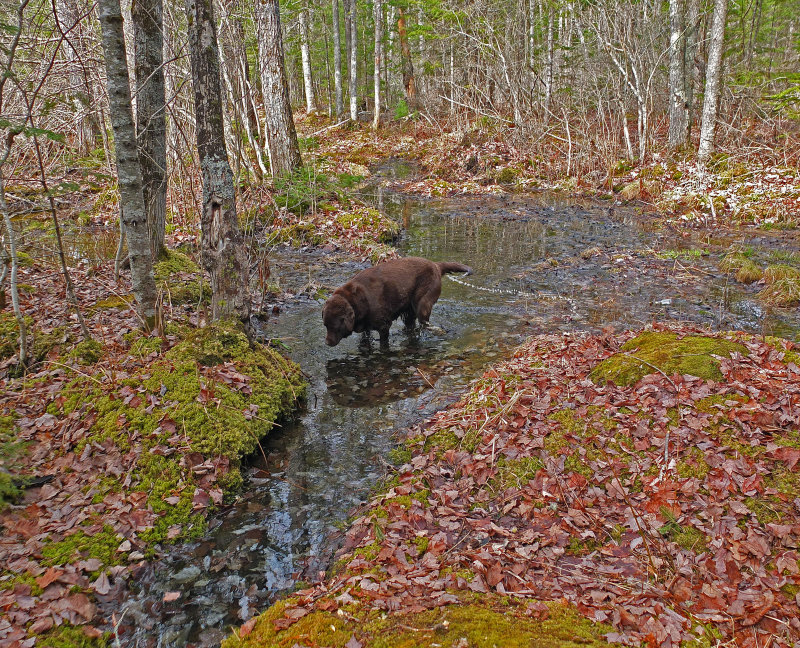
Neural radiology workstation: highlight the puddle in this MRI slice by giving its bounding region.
[102,189,799,646]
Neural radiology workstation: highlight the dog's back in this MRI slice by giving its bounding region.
[323,256,472,346]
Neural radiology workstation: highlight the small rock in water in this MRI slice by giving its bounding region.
[172,565,202,583]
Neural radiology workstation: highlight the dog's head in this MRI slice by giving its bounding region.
[322,294,355,346]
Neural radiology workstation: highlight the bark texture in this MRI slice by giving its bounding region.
[299,5,317,114]
[698,0,729,161]
[667,0,689,147]
[347,0,358,120]
[372,0,382,129]
[185,0,251,322]
[256,0,302,176]
[132,0,168,257]
[397,7,416,109]
[98,0,158,330]
[332,0,344,116]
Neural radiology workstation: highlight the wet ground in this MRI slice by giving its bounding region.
[111,184,800,647]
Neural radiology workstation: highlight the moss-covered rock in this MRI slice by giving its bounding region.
[66,339,104,365]
[0,313,66,366]
[154,248,210,305]
[336,207,400,243]
[222,596,618,648]
[38,624,109,648]
[51,320,306,547]
[590,331,748,387]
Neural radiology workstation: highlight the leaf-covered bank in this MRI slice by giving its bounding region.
[227,326,800,648]
[0,250,306,644]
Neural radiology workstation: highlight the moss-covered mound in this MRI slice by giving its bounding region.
[590,330,748,386]
[154,248,211,305]
[223,596,617,648]
[719,251,763,284]
[49,320,306,546]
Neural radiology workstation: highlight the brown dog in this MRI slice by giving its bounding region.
[322,256,472,347]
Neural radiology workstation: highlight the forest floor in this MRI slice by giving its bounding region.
[1,115,800,647]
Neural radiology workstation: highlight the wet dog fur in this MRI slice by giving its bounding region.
[322,256,472,347]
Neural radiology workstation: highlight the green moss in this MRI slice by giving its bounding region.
[223,597,618,648]
[38,624,109,648]
[491,456,545,492]
[695,393,748,413]
[0,414,25,509]
[336,207,400,243]
[154,248,210,305]
[676,447,710,479]
[52,320,305,549]
[658,510,708,553]
[16,250,34,268]
[412,536,430,556]
[590,331,747,387]
[66,339,104,365]
[91,294,134,311]
[565,536,600,556]
[270,222,324,247]
[0,571,43,596]
[744,496,783,524]
[41,525,124,568]
[0,472,19,509]
[387,446,412,465]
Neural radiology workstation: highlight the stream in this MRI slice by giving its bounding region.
[104,181,800,647]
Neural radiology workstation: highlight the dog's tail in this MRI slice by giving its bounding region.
[437,261,473,276]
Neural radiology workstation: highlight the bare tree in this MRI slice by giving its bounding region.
[372,0,382,129]
[397,5,416,109]
[668,0,689,147]
[299,2,317,114]
[132,0,168,257]
[332,0,344,116]
[698,0,729,161]
[185,0,251,322]
[98,0,159,330]
[347,0,358,120]
[256,0,303,176]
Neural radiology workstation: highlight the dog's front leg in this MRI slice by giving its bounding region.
[378,326,391,349]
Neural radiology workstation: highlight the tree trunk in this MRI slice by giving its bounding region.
[667,0,689,148]
[397,6,416,109]
[372,0,382,129]
[544,6,554,115]
[684,0,700,132]
[698,0,728,161]
[97,0,158,331]
[132,0,168,257]
[347,0,358,120]
[256,0,303,176]
[332,0,344,116]
[299,3,317,114]
[185,0,251,323]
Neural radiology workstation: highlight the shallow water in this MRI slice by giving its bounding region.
[117,189,799,647]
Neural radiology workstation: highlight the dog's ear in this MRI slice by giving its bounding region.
[346,283,370,316]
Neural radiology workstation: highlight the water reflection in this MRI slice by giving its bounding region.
[121,191,800,647]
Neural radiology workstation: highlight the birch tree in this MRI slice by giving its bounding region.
[373,0,382,129]
[132,0,168,257]
[98,0,159,330]
[332,0,344,116]
[256,0,303,175]
[185,0,251,322]
[698,0,729,161]
[299,2,317,114]
[347,0,358,120]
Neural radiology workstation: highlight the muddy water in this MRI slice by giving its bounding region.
[120,191,800,647]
